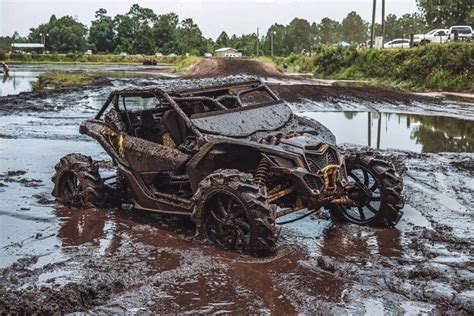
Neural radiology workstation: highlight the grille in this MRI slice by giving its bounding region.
[303,174,324,191]
[305,148,339,173]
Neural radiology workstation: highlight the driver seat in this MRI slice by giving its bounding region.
[161,110,188,146]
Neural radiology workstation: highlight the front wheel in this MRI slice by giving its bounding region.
[330,153,404,227]
[52,154,105,208]
[192,169,278,257]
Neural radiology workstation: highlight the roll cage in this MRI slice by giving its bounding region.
[95,79,281,140]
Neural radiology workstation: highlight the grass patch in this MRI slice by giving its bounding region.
[172,56,201,73]
[3,53,183,65]
[32,71,98,92]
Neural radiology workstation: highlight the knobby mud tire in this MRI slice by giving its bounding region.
[192,169,278,257]
[52,153,105,208]
[331,153,404,227]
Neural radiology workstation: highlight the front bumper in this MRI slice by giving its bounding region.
[289,164,350,208]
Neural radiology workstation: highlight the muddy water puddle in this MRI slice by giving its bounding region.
[1,144,472,313]
[0,77,473,313]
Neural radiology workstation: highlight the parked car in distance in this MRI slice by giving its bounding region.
[84,50,93,55]
[447,26,473,42]
[414,29,449,45]
[383,39,410,48]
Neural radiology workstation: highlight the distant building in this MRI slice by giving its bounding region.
[214,47,242,58]
[11,43,44,53]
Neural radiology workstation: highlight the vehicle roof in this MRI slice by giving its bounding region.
[94,78,281,122]
[388,38,409,42]
[449,25,472,29]
[107,79,265,96]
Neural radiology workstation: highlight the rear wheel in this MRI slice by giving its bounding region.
[330,153,404,227]
[52,154,105,208]
[193,169,278,257]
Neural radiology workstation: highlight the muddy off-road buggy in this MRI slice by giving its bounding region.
[52,79,404,256]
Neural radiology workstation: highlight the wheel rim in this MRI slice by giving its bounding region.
[59,171,83,205]
[204,192,251,251]
[340,165,382,224]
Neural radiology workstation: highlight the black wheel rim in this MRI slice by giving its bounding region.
[59,172,83,205]
[341,165,382,224]
[204,192,251,251]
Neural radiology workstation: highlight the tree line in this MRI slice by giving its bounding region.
[0,1,472,56]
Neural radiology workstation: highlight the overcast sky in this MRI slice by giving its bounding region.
[0,0,419,39]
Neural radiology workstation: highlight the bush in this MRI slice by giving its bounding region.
[282,43,474,92]
[3,52,185,65]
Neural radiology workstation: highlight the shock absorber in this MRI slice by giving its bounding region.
[255,157,271,187]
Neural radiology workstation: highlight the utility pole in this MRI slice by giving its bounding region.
[39,32,48,54]
[256,27,259,57]
[271,31,276,56]
[381,0,385,45]
[370,0,377,48]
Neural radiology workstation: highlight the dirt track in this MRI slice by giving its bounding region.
[185,58,285,78]
[0,72,473,314]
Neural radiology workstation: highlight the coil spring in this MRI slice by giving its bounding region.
[255,157,271,187]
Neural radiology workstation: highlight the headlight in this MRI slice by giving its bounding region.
[266,154,297,168]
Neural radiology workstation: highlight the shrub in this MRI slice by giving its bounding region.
[282,42,474,92]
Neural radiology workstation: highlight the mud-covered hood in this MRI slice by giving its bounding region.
[279,135,322,148]
[191,102,293,137]
[275,134,331,155]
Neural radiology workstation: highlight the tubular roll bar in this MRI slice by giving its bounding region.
[93,79,281,139]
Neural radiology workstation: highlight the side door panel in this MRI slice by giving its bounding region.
[122,135,189,174]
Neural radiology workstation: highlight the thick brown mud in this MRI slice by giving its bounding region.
[184,58,285,78]
[0,75,473,314]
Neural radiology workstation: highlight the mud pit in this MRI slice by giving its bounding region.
[0,72,473,314]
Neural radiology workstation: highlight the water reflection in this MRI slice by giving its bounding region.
[411,115,472,153]
[0,70,39,96]
[0,64,170,96]
[321,226,402,260]
[302,111,473,153]
[55,207,107,246]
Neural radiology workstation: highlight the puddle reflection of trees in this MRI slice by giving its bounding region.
[343,111,472,153]
[409,115,473,152]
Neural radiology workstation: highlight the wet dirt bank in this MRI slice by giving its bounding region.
[2,76,472,121]
[271,83,474,121]
[0,76,473,314]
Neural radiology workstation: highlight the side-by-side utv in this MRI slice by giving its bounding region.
[52,79,404,256]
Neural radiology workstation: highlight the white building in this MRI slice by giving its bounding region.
[11,43,44,53]
[214,47,242,58]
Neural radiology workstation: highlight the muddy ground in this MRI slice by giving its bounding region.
[0,74,473,314]
[184,58,285,78]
